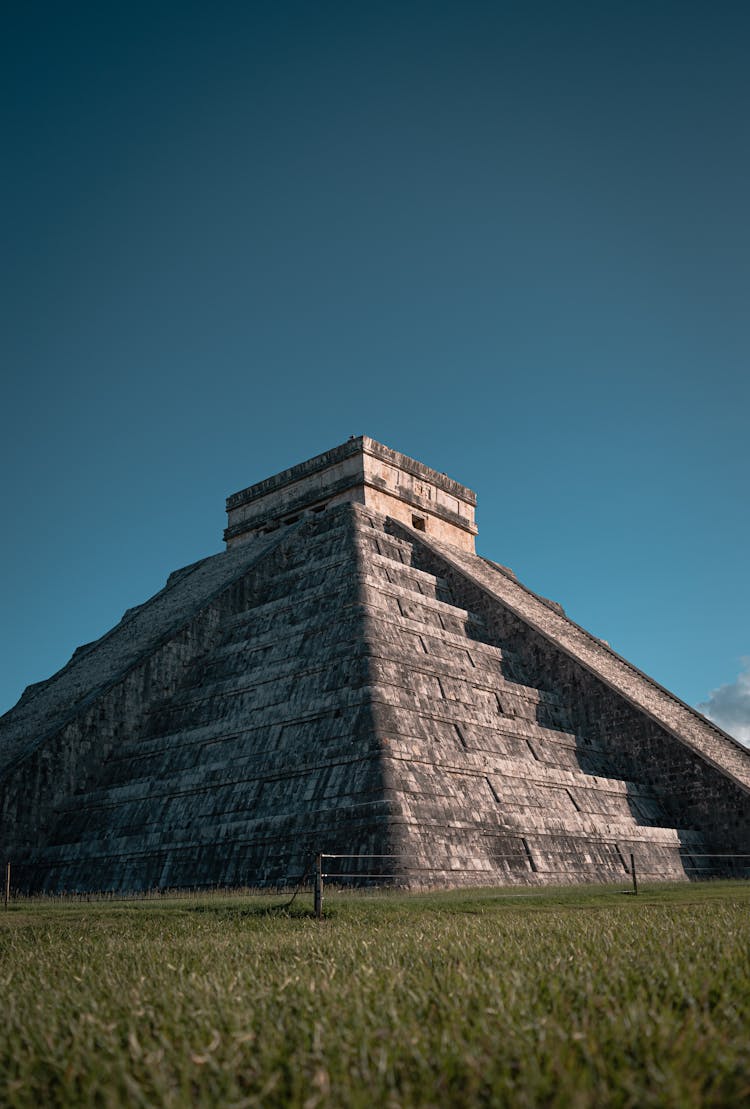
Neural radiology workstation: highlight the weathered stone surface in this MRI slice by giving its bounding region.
[1,438,748,892]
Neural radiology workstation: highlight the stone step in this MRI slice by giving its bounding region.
[367,551,453,603]
[108,697,366,764]
[387,748,661,798]
[360,593,497,647]
[41,795,395,860]
[175,636,368,697]
[145,675,371,736]
[361,531,418,566]
[229,552,357,609]
[360,573,484,623]
[367,655,563,708]
[221,574,362,632]
[363,612,520,668]
[369,680,577,739]
[201,636,369,685]
[60,739,379,812]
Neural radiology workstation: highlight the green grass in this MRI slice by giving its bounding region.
[1,882,749,1107]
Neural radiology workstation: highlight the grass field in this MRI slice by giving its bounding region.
[1,882,749,1107]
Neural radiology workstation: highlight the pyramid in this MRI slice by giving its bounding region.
[2,437,748,893]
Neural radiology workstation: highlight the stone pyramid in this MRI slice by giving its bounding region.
[2,437,748,892]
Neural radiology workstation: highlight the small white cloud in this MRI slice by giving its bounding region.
[697,659,750,747]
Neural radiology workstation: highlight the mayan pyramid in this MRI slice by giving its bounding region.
[2,437,748,893]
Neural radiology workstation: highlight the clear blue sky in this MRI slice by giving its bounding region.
[3,1,748,736]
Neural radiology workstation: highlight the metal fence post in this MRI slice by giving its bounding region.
[4,861,10,910]
[630,853,638,896]
[314,853,323,920]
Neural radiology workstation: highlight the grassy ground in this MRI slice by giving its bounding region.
[1,881,748,1107]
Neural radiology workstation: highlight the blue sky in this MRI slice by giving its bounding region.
[2,1,748,738]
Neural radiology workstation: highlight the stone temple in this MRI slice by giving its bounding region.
[1,437,749,892]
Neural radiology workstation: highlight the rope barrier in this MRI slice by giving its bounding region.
[5,851,749,906]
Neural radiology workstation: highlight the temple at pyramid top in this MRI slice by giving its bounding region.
[224,435,478,551]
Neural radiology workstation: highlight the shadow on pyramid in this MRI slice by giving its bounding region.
[2,437,748,893]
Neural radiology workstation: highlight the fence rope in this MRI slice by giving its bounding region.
[4,850,749,906]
